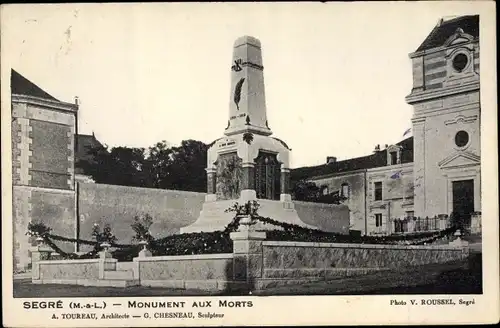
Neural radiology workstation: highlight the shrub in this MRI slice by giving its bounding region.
[131,213,154,243]
[91,223,117,245]
[150,231,232,256]
[26,221,52,238]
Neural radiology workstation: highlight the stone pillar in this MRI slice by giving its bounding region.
[280,167,291,202]
[437,214,447,230]
[470,212,481,235]
[241,162,255,191]
[449,230,469,247]
[230,217,266,291]
[138,241,152,258]
[205,167,217,202]
[98,243,116,279]
[31,238,52,281]
[412,117,426,217]
[240,162,257,202]
[407,219,415,233]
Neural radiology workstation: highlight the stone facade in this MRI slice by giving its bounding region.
[11,71,79,271]
[366,164,415,235]
[305,16,480,236]
[308,155,415,235]
[311,170,367,233]
[406,18,480,219]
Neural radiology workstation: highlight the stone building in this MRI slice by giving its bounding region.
[293,138,415,235]
[295,15,480,236]
[406,15,480,221]
[10,69,107,271]
[11,69,79,271]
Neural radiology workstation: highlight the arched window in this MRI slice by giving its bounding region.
[322,186,329,195]
[341,183,350,199]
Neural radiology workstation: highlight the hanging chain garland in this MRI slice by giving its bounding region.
[27,201,458,261]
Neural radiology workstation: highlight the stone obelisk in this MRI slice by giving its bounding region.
[224,36,272,137]
[180,36,316,234]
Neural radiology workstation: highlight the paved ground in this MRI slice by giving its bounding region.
[13,253,481,298]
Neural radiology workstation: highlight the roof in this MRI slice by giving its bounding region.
[416,15,479,52]
[291,137,414,182]
[75,134,104,174]
[11,69,61,102]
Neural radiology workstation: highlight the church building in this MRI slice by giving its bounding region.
[294,15,480,236]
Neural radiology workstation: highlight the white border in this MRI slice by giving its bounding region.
[1,2,498,326]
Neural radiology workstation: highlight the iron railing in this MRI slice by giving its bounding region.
[392,216,449,234]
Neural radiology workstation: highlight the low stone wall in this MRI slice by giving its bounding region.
[257,241,469,288]
[30,223,469,292]
[134,253,243,291]
[32,259,100,284]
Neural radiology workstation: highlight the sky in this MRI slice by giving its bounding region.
[1,3,484,168]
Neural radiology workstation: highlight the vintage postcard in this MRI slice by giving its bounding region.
[1,2,499,327]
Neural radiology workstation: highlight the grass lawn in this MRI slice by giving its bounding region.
[13,254,481,298]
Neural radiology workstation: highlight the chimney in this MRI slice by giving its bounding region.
[374,144,380,152]
[74,96,79,106]
[326,156,337,164]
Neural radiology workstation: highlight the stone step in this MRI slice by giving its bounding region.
[91,279,140,287]
[200,209,233,218]
[104,270,134,280]
[116,262,136,271]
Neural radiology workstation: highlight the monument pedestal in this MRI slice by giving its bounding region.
[181,196,316,234]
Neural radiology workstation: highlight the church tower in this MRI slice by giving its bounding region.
[181,36,315,233]
[405,15,480,221]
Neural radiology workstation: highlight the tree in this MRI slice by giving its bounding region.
[167,140,208,192]
[80,144,150,187]
[146,140,174,189]
[80,139,208,192]
[291,180,320,202]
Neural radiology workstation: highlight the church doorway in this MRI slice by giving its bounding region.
[452,179,475,229]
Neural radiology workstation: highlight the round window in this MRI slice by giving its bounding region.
[455,130,469,148]
[452,53,469,72]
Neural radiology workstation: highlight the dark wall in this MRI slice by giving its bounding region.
[30,120,71,189]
